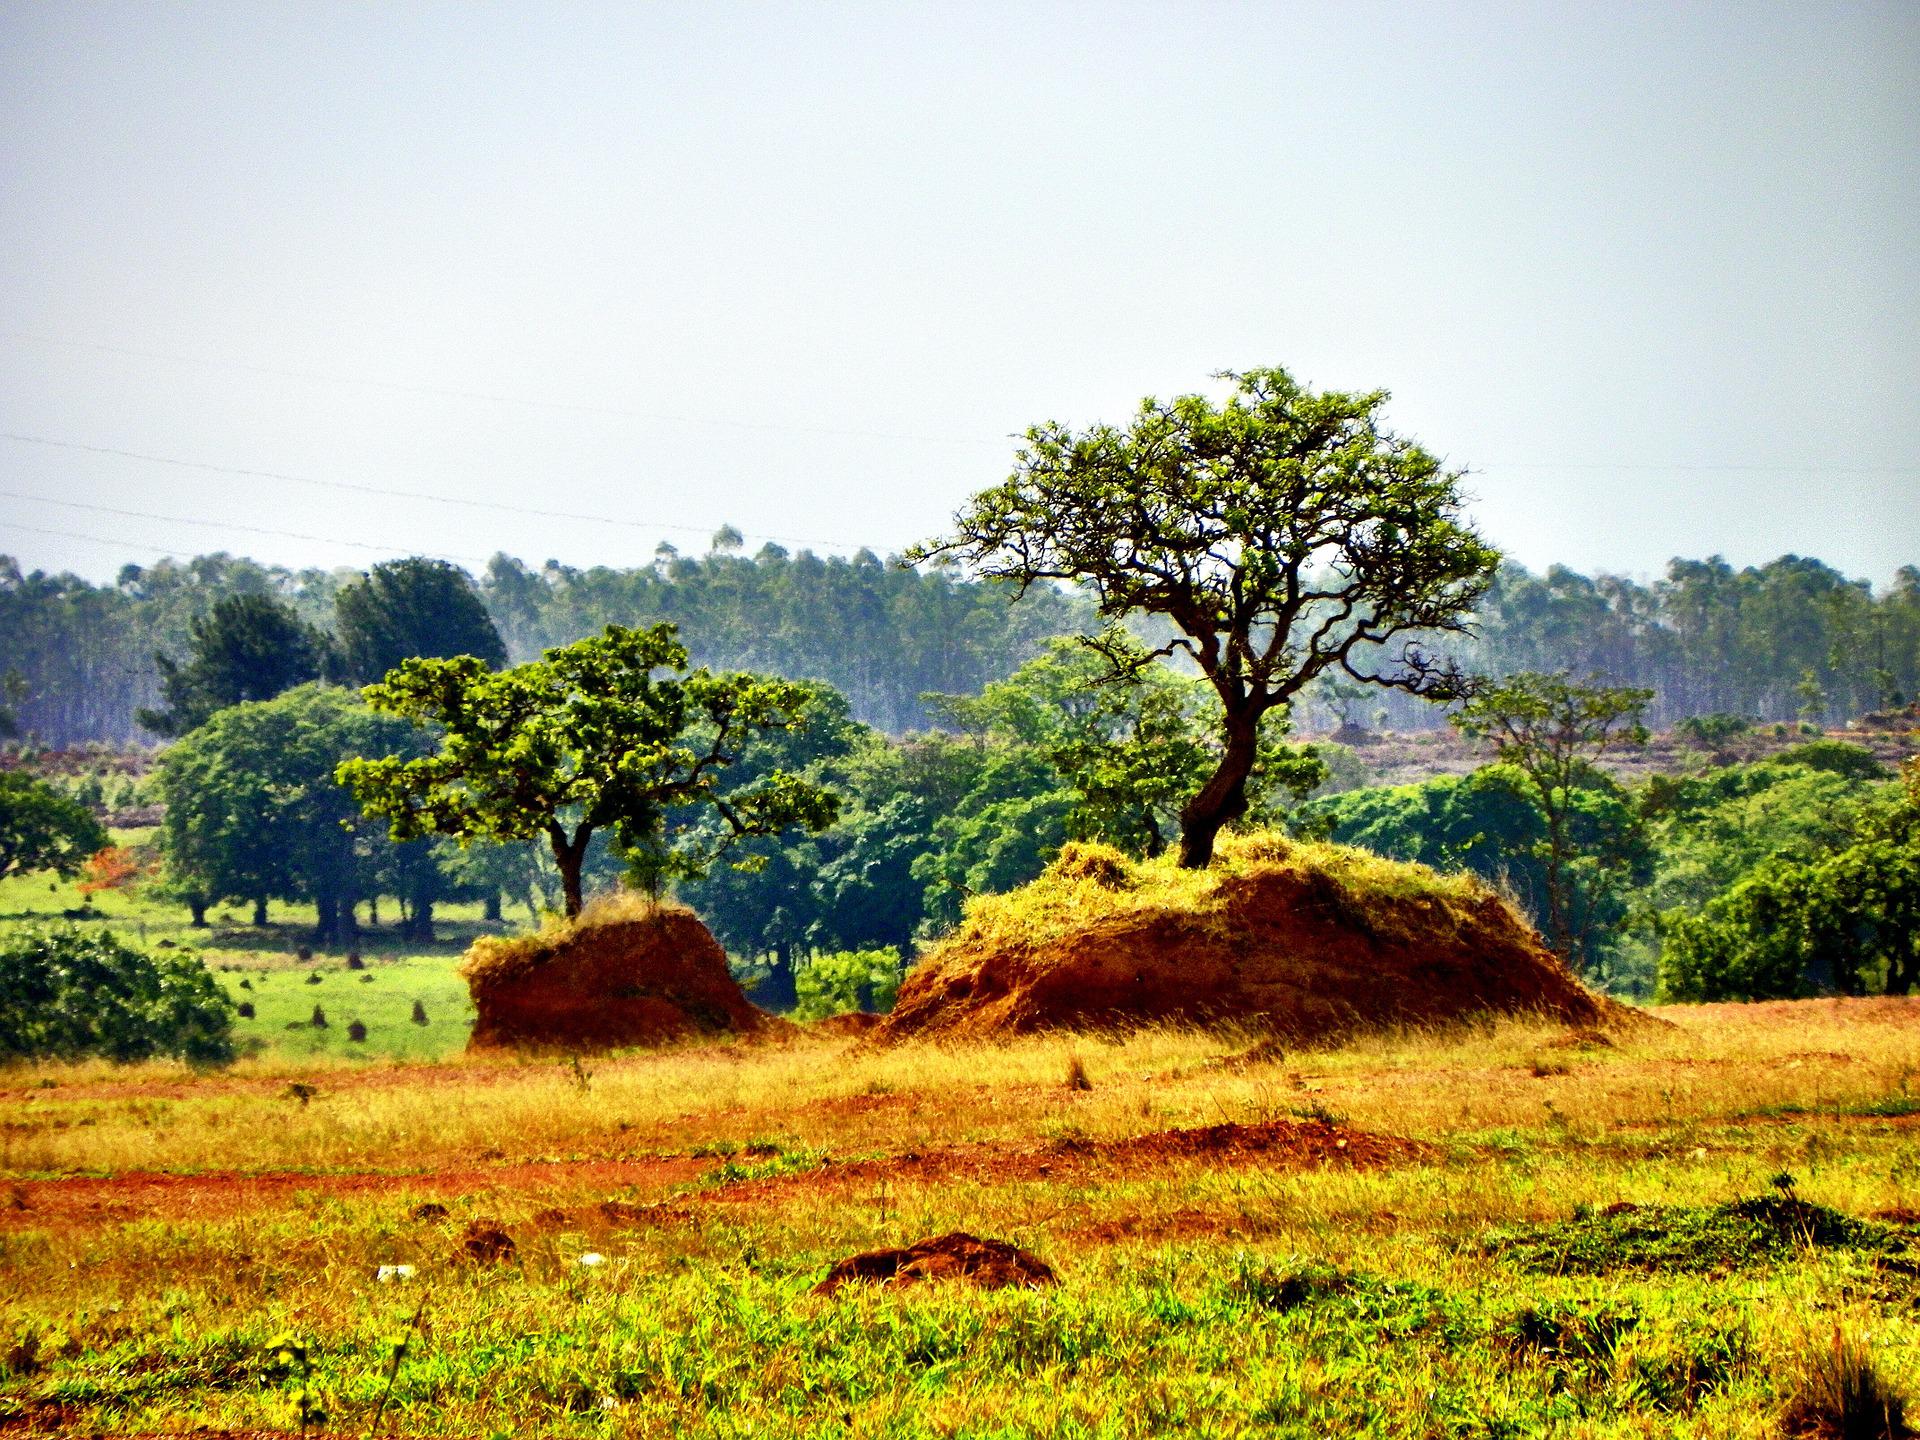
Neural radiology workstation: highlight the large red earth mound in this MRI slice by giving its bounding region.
[463,899,775,1052]
[882,837,1619,1044]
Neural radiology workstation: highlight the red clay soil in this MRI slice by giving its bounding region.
[465,906,777,1052]
[709,1117,1432,1207]
[813,1231,1057,1295]
[882,852,1614,1045]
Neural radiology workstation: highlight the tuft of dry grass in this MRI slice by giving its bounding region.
[1783,1324,1913,1438]
[458,890,687,985]
[940,831,1501,959]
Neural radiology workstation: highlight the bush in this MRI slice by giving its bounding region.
[794,948,905,1020]
[0,926,234,1065]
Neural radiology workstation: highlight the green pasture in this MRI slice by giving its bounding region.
[0,829,490,1063]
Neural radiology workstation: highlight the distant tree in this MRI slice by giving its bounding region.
[156,684,424,942]
[0,771,108,884]
[1663,760,1918,999]
[334,557,506,684]
[1451,671,1652,968]
[137,593,335,737]
[1308,764,1653,980]
[910,366,1498,867]
[930,637,1326,860]
[338,624,839,918]
[0,669,25,739]
[0,925,233,1064]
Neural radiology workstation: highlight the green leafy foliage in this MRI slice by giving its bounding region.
[1307,763,1652,977]
[0,770,107,883]
[155,684,429,941]
[333,557,507,684]
[792,948,904,1020]
[1660,761,1919,999]
[1451,672,1652,968]
[0,925,233,1063]
[136,593,336,738]
[912,366,1499,866]
[339,624,839,917]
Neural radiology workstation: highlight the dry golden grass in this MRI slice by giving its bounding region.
[4,996,1919,1437]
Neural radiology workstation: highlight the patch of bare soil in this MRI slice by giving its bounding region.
[710,1117,1433,1205]
[465,904,779,1052]
[813,1231,1056,1295]
[883,843,1616,1044]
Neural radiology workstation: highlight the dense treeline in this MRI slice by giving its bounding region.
[2,546,1916,747]
[0,546,1088,745]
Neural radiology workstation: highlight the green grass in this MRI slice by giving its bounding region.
[1,837,499,1062]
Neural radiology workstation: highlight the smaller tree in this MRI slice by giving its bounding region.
[338,624,839,917]
[138,593,335,737]
[334,557,508,684]
[1451,671,1652,969]
[0,771,108,884]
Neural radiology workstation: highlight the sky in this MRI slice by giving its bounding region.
[1,1,1915,590]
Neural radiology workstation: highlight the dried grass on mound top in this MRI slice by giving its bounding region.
[882,833,1624,1045]
[461,892,778,1053]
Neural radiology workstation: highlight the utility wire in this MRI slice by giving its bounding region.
[8,331,1917,474]
[0,431,863,551]
[0,331,1008,448]
[0,519,187,559]
[0,488,492,567]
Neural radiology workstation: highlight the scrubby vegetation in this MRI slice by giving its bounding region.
[0,925,232,1064]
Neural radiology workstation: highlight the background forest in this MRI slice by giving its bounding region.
[5,544,1918,748]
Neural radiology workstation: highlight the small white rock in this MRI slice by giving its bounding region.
[576,1252,607,1268]
[376,1264,417,1282]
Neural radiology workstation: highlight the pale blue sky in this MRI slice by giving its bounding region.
[2,2,1915,586]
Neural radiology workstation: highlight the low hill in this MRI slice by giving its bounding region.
[882,834,1622,1043]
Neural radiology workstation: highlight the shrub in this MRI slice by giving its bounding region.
[793,948,904,1020]
[0,926,234,1065]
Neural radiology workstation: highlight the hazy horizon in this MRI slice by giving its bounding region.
[4,3,1915,588]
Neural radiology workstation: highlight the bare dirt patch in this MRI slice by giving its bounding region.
[813,1231,1056,1294]
[710,1117,1432,1206]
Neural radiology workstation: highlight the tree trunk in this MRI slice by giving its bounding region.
[405,898,435,944]
[548,825,590,918]
[252,897,268,927]
[484,892,502,923]
[759,944,798,1012]
[314,893,339,945]
[188,898,208,928]
[1177,708,1261,869]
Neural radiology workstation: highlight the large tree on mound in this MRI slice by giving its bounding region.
[910,367,1500,867]
[338,624,839,917]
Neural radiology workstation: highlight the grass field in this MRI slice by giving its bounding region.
[2,983,1918,1437]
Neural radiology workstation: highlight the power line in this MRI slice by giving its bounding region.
[0,330,1008,448]
[0,519,187,560]
[0,431,864,551]
[0,488,493,567]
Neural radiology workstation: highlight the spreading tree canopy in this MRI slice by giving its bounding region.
[910,366,1499,866]
[338,623,839,917]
